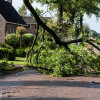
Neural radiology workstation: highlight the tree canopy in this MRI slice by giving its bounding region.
[23,0,100,50]
[18,3,28,16]
[23,0,100,76]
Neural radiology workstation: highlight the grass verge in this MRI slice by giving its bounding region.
[0,57,25,65]
[0,66,23,78]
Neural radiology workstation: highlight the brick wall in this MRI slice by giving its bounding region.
[0,16,6,43]
[6,23,18,34]
[6,24,37,35]
[27,24,36,35]
[0,16,36,44]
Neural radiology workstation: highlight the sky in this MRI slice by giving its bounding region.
[13,0,100,33]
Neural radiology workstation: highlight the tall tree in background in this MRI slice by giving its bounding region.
[23,0,100,51]
[32,0,100,39]
[16,26,27,48]
[18,4,28,16]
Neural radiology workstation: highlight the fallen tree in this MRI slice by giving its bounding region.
[23,0,100,76]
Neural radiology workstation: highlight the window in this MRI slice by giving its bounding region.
[27,25,31,29]
[13,29,16,33]
[9,28,12,33]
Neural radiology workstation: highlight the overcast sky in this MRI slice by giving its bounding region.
[13,0,100,33]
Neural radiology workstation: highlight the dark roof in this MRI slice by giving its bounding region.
[22,16,52,25]
[0,0,27,25]
[42,17,52,22]
[22,17,37,24]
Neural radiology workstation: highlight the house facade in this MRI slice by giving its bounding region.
[0,15,6,43]
[0,0,51,43]
[0,0,27,43]
[22,17,51,35]
[22,16,37,35]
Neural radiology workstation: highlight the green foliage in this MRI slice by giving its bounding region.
[6,34,19,49]
[0,59,18,78]
[22,34,34,47]
[8,49,16,60]
[26,36,100,76]
[0,43,15,60]
[16,26,27,48]
[6,33,34,49]
[16,49,26,57]
[0,57,25,65]
[0,58,9,70]
[18,4,27,16]
[0,48,8,59]
[16,26,27,35]
[0,42,13,49]
[91,30,100,39]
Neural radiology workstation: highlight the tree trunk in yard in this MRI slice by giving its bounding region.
[58,3,63,33]
[20,34,22,48]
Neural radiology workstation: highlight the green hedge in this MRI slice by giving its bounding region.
[6,34,19,49]
[0,43,13,49]
[6,33,34,49]
[16,49,26,57]
[0,43,15,60]
[22,34,34,47]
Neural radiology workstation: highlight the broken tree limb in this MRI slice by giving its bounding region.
[23,0,100,51]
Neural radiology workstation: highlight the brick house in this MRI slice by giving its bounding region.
[22,16,52,35]
[22,16,37,35]
[0,0,27,43]
[0,0,52,43]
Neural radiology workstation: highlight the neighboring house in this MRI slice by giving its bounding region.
[22,16,52,35]
[22,16,37,35]
[0,0,27,43]
[0,0,52,43]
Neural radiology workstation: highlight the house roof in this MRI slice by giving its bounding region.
[22,17,37,24]
[0,0,27,25]
[22,16,52,25]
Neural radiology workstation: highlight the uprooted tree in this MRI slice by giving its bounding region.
[23,0,100,76]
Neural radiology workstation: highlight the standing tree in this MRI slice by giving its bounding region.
[23,0,100,52]
[32,0,100,39]
[16,26,27,48]
[18,4,28,16]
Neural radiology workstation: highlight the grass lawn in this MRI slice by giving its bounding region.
[0,57,26,65]
[0,57,25,78]
[0,66,23,78]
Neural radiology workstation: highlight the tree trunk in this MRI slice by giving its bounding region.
[80,13,83,31]
[58,3,63,33]
[20,34,22,48]
[23,0,100,51]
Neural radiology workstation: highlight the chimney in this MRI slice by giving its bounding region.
[7,0,12,5]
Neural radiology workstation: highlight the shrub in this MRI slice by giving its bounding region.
[6,34,19,49]
[0,43,13,49]
[8,49,16,60]
[16,49,26,57]
[6,33,34,49]
[16,26,27,48]
[22,34,34,47]
[0,48,8,59]
[0,43,15,60]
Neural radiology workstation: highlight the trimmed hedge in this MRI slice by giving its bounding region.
[5,34,19,49]
[0,43,13,49]
[6,33,34,49]
[16,49,26,57]
[0,43,15,60]
[22,34,34,47]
